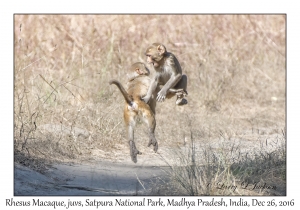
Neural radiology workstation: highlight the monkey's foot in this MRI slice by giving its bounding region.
[147,137,158,152]
[129,141,141,163]
[176,98,188,106]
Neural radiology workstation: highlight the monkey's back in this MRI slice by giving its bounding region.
[126,75,158,114]
[126,76,151,99]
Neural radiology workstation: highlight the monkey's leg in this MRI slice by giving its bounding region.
[129,141,141,163]
[125,111,141,163]
[127,123,142,163]
[173,74,188,105]
[143,109,158,152]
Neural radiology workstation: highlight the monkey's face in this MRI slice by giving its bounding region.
[133,63,149,75]
[146,54,161,67]
[145,43,166,67]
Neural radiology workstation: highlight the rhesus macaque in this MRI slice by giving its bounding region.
[109,62,159,163]
[142,43,188,105]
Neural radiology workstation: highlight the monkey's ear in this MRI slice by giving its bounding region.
[157,45,166,55]
[135,68,142,75]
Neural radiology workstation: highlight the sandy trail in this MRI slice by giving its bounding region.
[14,124,174,196]
[14,125,175,196]
[14,160,171,196]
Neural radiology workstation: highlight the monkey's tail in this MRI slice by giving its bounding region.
[109,79,133,105]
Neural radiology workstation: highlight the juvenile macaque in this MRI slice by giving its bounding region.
[109,62,159,163]
[142,43,188,105]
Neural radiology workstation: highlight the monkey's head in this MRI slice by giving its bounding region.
[127,62,150,81]
[145,43,167,67]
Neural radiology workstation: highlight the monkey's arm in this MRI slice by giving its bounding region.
[157,69,182,102]
[142,78,158,104]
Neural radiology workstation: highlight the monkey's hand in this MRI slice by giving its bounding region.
[157,88,168,102]
[142,95,151,104]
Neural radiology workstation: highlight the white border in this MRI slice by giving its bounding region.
[1,0,299,209]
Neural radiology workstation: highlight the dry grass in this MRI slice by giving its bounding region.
[159,129,286,195]
[14,15,285,194]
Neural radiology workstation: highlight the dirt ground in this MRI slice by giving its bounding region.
[14,161,170,196]
[14,125,175,196]
[14,124,285,196]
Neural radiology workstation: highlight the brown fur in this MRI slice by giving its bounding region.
[109,62,159,163]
